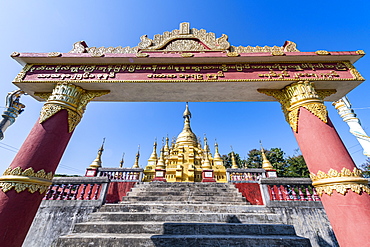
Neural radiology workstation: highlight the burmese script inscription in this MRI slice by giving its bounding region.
[19,62,357,82]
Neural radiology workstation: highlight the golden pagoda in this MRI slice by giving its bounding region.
[143,103,227,182]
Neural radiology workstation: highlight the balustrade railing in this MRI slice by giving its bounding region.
[227,168,266,182]
[97,168,143,181]
[43,177,109,201]
[260,178,321,202]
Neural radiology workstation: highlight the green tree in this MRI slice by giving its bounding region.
[360,158,370,178]
[245,148,285,170]
[222,152,245,168]
[281,152,309,177]
[229,148,309,177]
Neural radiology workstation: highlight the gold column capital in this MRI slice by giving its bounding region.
[310,167,370,196]
[0,167,53,194]
[35,83,109,132]
[258,81,336,132]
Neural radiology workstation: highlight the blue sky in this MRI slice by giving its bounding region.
[0,0,370,175]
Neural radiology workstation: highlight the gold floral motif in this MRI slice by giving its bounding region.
[227,52,240,57]
[271,50,285,56]
[13,64,33,83]
[259,81,336,132]
[283,41,300,52]
[0,167,53,194]
[47,52,61,57]
[356,50,365,55]
[181,53,194,58]
[342,61,365,81]
[310,167,370,196]
[315,50,330,55]
[10,52,20,57]
[136,53,149,58]
[39,83,109,132]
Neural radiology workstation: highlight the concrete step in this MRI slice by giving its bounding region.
[121,196,246,202]
[100,203,266,213]
[55,233,311,247]
[128,190,241,196]
[88,212,281,224]
[73,222,297,235]
[137,182,235,187]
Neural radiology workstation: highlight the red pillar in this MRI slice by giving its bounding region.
[294,107,370,247]
[0,110,72,247]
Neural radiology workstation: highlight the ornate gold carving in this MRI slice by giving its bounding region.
[13,64,33,83]
[231,41,299,54]
[227,52,240,57]
[271,50,285,56]
[67,25,301,55]
[39,83,109,132]
[34,92,52,101]
[343,61,365,81]
[258,81,336,132]
[69,41,138,54]
[136,52,149,58]
[138,22,230,51]
[165,40,206,51]
[181,53,194,58]
[48,52,61,57]
[10,52,20,57]
[0,167,53,194]
[356,50,365,55]
[283,41,299,52]
[315,50,330,55]
[310,167,370,196]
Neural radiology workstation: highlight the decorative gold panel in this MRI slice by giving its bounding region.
[259,81,336,132]
[37,83,109,132]
[0,167,53,194]
[310,167,370,196]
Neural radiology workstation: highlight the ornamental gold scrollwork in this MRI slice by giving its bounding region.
[37,83,109,133]
[310,167,370,196]
[342,61,365,81]
[258,81,336,132]
[67,23,300,55]
[13,64,33,83]
[0,167,53,194]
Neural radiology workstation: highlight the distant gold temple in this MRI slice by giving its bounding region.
[143,103,227,182]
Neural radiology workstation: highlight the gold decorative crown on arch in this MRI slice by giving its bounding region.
[69,22,299,55]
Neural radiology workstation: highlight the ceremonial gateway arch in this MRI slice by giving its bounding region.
[0,23,369,246]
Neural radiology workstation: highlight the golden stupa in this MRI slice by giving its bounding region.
[143,103,227,182]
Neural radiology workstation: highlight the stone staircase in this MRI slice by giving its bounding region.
[54,182,311,247]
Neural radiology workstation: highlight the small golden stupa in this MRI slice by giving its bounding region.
[143,103,227,182]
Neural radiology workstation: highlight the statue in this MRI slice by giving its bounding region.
[0,90,25,140]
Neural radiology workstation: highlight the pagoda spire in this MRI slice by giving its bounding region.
[156,147,166,169]
[260,141,274,170]
[214,140,222,160]
[176,102,198,145]
[119,152,125,168]
[164,136,170,155]
[231,146,238,169]
[148,139,158,160]
[132,145,140,168]
[89,138,105,168]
